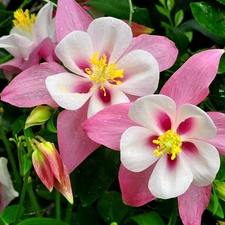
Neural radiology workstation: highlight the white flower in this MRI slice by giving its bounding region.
[0,157,19,212]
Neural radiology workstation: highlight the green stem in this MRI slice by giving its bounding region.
[26,177,41,217]
[55,191,61,220]
[128,0,134,26]
[65,202,73,224]
[0,217,6,225]
[14,172,29,225]
[0,109,22,191]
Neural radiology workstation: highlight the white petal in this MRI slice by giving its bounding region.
[87,84,129,118]
[182,140,220,186]
[149,154,193,199]
[55,31,94,75]
[46,73,93,110]
[176,104,216,140]
[87,17,132,63]
[129,95,176,133]
[117,50,159,96]
[0,33,34,58]
[120,126,159,172]
[33,2,56,44]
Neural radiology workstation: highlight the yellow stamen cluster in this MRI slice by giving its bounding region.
[85,52,124,96]
[13,9,36,32]
[152,130,182,160]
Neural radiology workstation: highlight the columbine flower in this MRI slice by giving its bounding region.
[31,137,73,204]
[46,17,160,118]
[0,157,19,212]
[120,94,220,198]
[0,2,56,79]
[1,0,178,173]
[83,49,225,225]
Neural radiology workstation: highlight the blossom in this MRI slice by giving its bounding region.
[1,0,178,173]
[120,94,220,198]
[46,17,160,117]
[31,137,73,204]
[83,49,225,225]
[0,2,56,79]
[0,157,19,212]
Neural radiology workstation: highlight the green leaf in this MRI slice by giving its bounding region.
[190,1,225,39]
[73,147,120,205]
[159,0,166,7]
[22,155,32,175]
[125,211,165,225]
[97,191,129,224]
[12,115,27,137]
[161,22,189,56]
[207,193,224,218]
[167,0,174,11]
[71,205,100,225]
[155,5,169,18]
[88,0,151,26]
[174,10,184,27]
[217,0,225,5]
[17,218,68,225]
[0,205,24,224]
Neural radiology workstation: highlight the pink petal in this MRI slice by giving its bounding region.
[46,73,93,110]
[149,154,193,199]
[128,95,176,134]
[55,0,93,42]
[0,57,23,80]
[87,17,133,63]
[118,164,155,207]
[181,140,219,186]
[123,34,178,72]
[55,31,93,75]
[83,103,137,150]
[160,49,224,108]
[1,62,65,107]
[120,126,158,172]
[176,104,216,140]
[117,49,159,96]
[178,184,211,225]
[87,85,130,118]
[22,37,56,70]
[58,106,100,173]
[207,112,225,156]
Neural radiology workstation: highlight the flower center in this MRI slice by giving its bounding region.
[85,52,124,96]
[152,130,182,160]
[13,9,36,38]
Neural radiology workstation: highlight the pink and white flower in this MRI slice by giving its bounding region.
[83,49,225,225]
[0,2,56,79]
[120,94,220,199]
[1,0,178,173]
[46,16,160,118]
[0,157,19,212]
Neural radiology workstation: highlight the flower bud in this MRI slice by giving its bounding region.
[215,180,225,201]
[25,105,52,129]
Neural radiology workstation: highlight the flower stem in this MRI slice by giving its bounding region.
[0,108,22,191]
[26,177,41,217]
[55,191,61,220]
[13,172,29,225]
[65,202,73,224]
[128,0,134,26]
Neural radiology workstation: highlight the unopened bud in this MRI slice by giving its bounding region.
[25,105,52,129]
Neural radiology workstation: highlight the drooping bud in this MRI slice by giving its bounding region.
[25,105,52,129]
[123,20,154,37]
[31,137,73,204]
[214,180,225,201]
